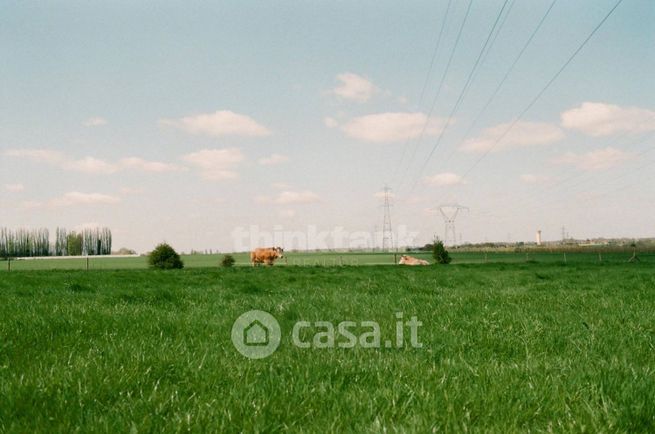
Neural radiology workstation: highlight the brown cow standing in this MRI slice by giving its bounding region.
[398,255,430,266]
[250,247,285,266]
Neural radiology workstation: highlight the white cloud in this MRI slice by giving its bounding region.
[272,182,291,190]
[119,186,144,195]
[119,157,185,173]
[83,117,108,127]
[20,200,42,210]
[182,148,245,180]
[257,190,320,205]
[4,149,64,164]
[324,116,339,128]
[6,148,184,175]
[257,154,289,166]
[404,195,428,205]
[278,209,296,218]
[374,190,395,199]
[5,183,24,192]
[74,222,103,231]
[561,102,655,137]
[460,121,564,153]
[340,112,450,143]
[423,172,464,187]
[63,157,118,174]
[160,110,271,138]
[276,191,320,204]
[3,149,122,179]
[553,147,633,171]
[332,72,377,103]
[520,174,550,184]
[49,192,121,208]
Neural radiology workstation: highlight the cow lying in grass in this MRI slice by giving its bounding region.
[398,255,429,266]
[250,247,285,266]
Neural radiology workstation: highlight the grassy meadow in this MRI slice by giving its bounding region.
[1,262,654,432]
[2,249,653,271]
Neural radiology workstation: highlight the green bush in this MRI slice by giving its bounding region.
[221,254,236,267]
[432,239,452,264]
[148,243,184,269]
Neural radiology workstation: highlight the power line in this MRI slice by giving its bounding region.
[415,0,454,114]
[391,0,454,182]
[477,130,647,216]
[407,0,512,195]
[439,0,558,169]
[534,131,652,199]
[536,154,655,216]
[396,0,474,191]
[460,0,626,180]
[471,130,654,224]
[516,132,655,214]
[587,156,655,199]
[477,0,517,69]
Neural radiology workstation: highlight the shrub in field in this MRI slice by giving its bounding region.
[432,239,451,264]
[221,254,236,267]
[148,243,184,269]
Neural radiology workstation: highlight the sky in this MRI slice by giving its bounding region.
[1,0,654,253]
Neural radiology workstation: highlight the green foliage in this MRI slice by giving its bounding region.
[148,243,184,269]
[67,232,83,256]
[0,227,111,258]
[220,254,235,267]
[55,227,68,256]
[2,251,655,271]
[82,227,112,255]
[432,238,452,264]
[0,227,50,258]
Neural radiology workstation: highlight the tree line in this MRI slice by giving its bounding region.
[0,227,112,258]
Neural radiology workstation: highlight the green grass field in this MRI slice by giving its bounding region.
[1,262,654,432]
[2,250,653,271]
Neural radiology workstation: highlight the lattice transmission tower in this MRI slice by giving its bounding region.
[381,185,394,251]
[438,203,468,246]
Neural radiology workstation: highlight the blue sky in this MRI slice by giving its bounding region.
[1,0,654,252]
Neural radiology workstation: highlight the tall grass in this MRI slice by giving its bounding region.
[3,250,654,271]
[0,263,654,432]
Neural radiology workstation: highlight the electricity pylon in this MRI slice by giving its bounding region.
[438,203,468,246]
[381,185,394,252]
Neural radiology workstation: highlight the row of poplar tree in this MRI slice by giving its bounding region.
[0,227,112,258]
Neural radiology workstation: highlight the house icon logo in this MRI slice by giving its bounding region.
[231,310,281,359]
[243,319,269,346]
